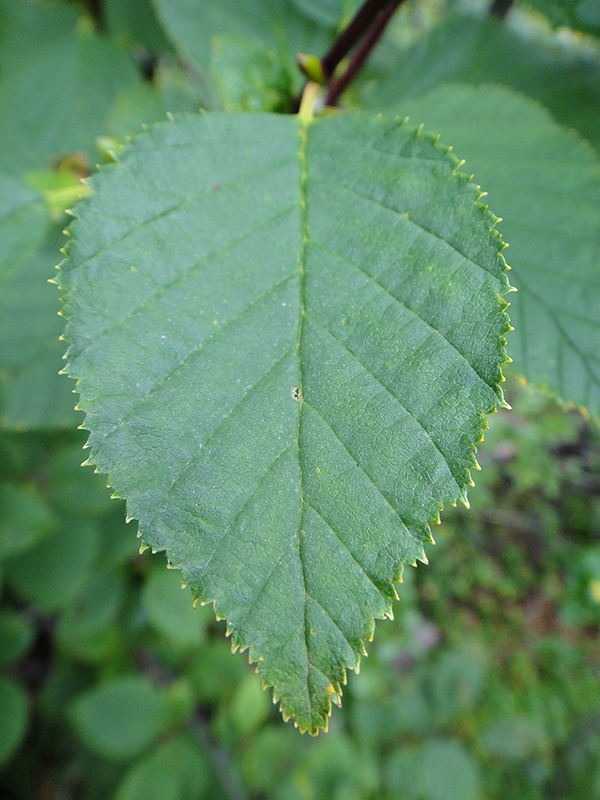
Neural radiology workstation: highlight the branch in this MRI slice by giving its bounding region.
[325,0,403,107]
[321,0,399,79]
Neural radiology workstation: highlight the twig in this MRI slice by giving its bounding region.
[321,0,399,79]
[325,0,403,107]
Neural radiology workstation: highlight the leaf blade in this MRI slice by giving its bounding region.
[60,111,510,732]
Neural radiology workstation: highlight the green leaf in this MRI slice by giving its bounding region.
[57,567,127,662]
[385,738,481,800]
[70,675,170,761]
[0,610,35,666]
[0,227,82,430]
[0,483,56,562]
[151,0,343,100]
[60,111,510,733]
[229,673,272,736]
[398,83,600,416]
[105,66,202,141]
[105,0,172,53]
[0,677,28,765]
[142,566,210,648]
[115,734,210,800]
[7,518,99,612]
[365,11,600,153]
[0,1,139,176]
[0,175,47,284]
[211,35,295,112]
[520,0,600,35]
[421,739,481,800]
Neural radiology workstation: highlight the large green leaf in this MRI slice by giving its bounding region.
[60,111,510,732]
[365,12,600,153]
[0,0,139,176]
[399,84,600,416]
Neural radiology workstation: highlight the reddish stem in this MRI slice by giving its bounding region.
[325,0,404,107]
[321,0,399,79]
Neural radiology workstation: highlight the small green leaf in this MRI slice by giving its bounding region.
[7,518,98,612]
[399,83,600,416]
[70,676,170,761]
[230,674,272,736]
[152,0,343,92]
[60,111,510,732]
[386,738,481,800]
[0,483,56,562]
[142,566,209,648]
[0,610,35,666]
[115,734,210,800]
[0,677,28,765]
[211,34,295,112]
[57,568,126,662]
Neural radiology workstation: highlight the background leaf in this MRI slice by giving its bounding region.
[0,0,138,176]
[398,83,600,416]
[105,0,172,53]
[0,677,28,765]
[61,110,510,732]
[519,0,600,35]
[115,734,210,800]
[0,483,55,562]
[0,227,82,430]
[70,675,169,761]
[364,11,600,153]
[151,0,355,106]
[0,175,47,284]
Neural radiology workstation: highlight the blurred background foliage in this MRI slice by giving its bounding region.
[1,0,599,797]
[4,378,600,800]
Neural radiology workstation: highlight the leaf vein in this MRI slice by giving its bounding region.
[70,204,297,361]
[304,501,384,598]
[303,399,413,537]
[306,313,461,492]
[313,238,496,392]
[96,274,298,452]
[72,154,296,270]
[316,177,498,282]
[194,444,296,587]
[146,347,297,531]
